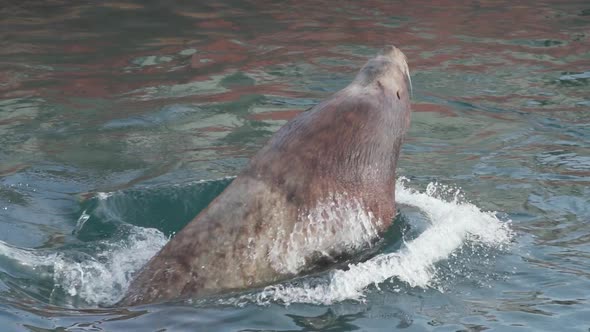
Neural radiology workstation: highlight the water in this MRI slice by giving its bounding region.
[0,0,588,330]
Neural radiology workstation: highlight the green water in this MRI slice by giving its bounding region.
[1,0,589,331]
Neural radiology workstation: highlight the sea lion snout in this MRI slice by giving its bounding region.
[353,46,411,99]
[378,45,403,60]
[378,45,407,72]
[379,45,411,99]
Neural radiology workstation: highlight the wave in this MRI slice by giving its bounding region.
[0,178,512,307]
[0,226,167,307]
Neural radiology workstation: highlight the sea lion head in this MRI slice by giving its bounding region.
[348,45,412,141]
[353,45,412,105]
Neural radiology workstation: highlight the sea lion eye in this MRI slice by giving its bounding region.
[396,91,401,100]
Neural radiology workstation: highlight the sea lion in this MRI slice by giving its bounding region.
[119,45,412,306]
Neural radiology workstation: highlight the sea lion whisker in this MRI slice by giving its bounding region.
[400,55,412,99]
[407,69,413,99]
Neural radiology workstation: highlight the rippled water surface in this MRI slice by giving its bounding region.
[1,1,589,331]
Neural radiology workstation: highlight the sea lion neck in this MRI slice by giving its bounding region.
[119,46,412,306]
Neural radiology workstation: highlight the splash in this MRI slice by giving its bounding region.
[242,178,513,305]
[269,193,380,274]
[0,179,512,307]
[0,226,167,307]
[51,227,167,306]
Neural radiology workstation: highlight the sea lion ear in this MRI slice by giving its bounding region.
[396,91,401,100]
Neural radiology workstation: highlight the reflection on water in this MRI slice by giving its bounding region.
[285,309,365,331]
[1,0,589,331]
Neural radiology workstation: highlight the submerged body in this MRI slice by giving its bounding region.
[120,46,412,306]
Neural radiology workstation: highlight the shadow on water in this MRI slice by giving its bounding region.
[74,177,234,241]
[283,309,364,332]
[0,177,234,310]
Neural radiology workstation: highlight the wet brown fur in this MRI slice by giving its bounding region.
[119,46,412,306]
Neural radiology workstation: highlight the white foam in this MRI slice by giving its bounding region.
[0,242,60,271]
[96,192,113,200]
[246,178,513,305]
[52,227,168,306]
[269,193,380,274]
[0,226,167,306]
[0,179,512,307]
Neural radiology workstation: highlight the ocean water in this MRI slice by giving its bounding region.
[1,1,589,331]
